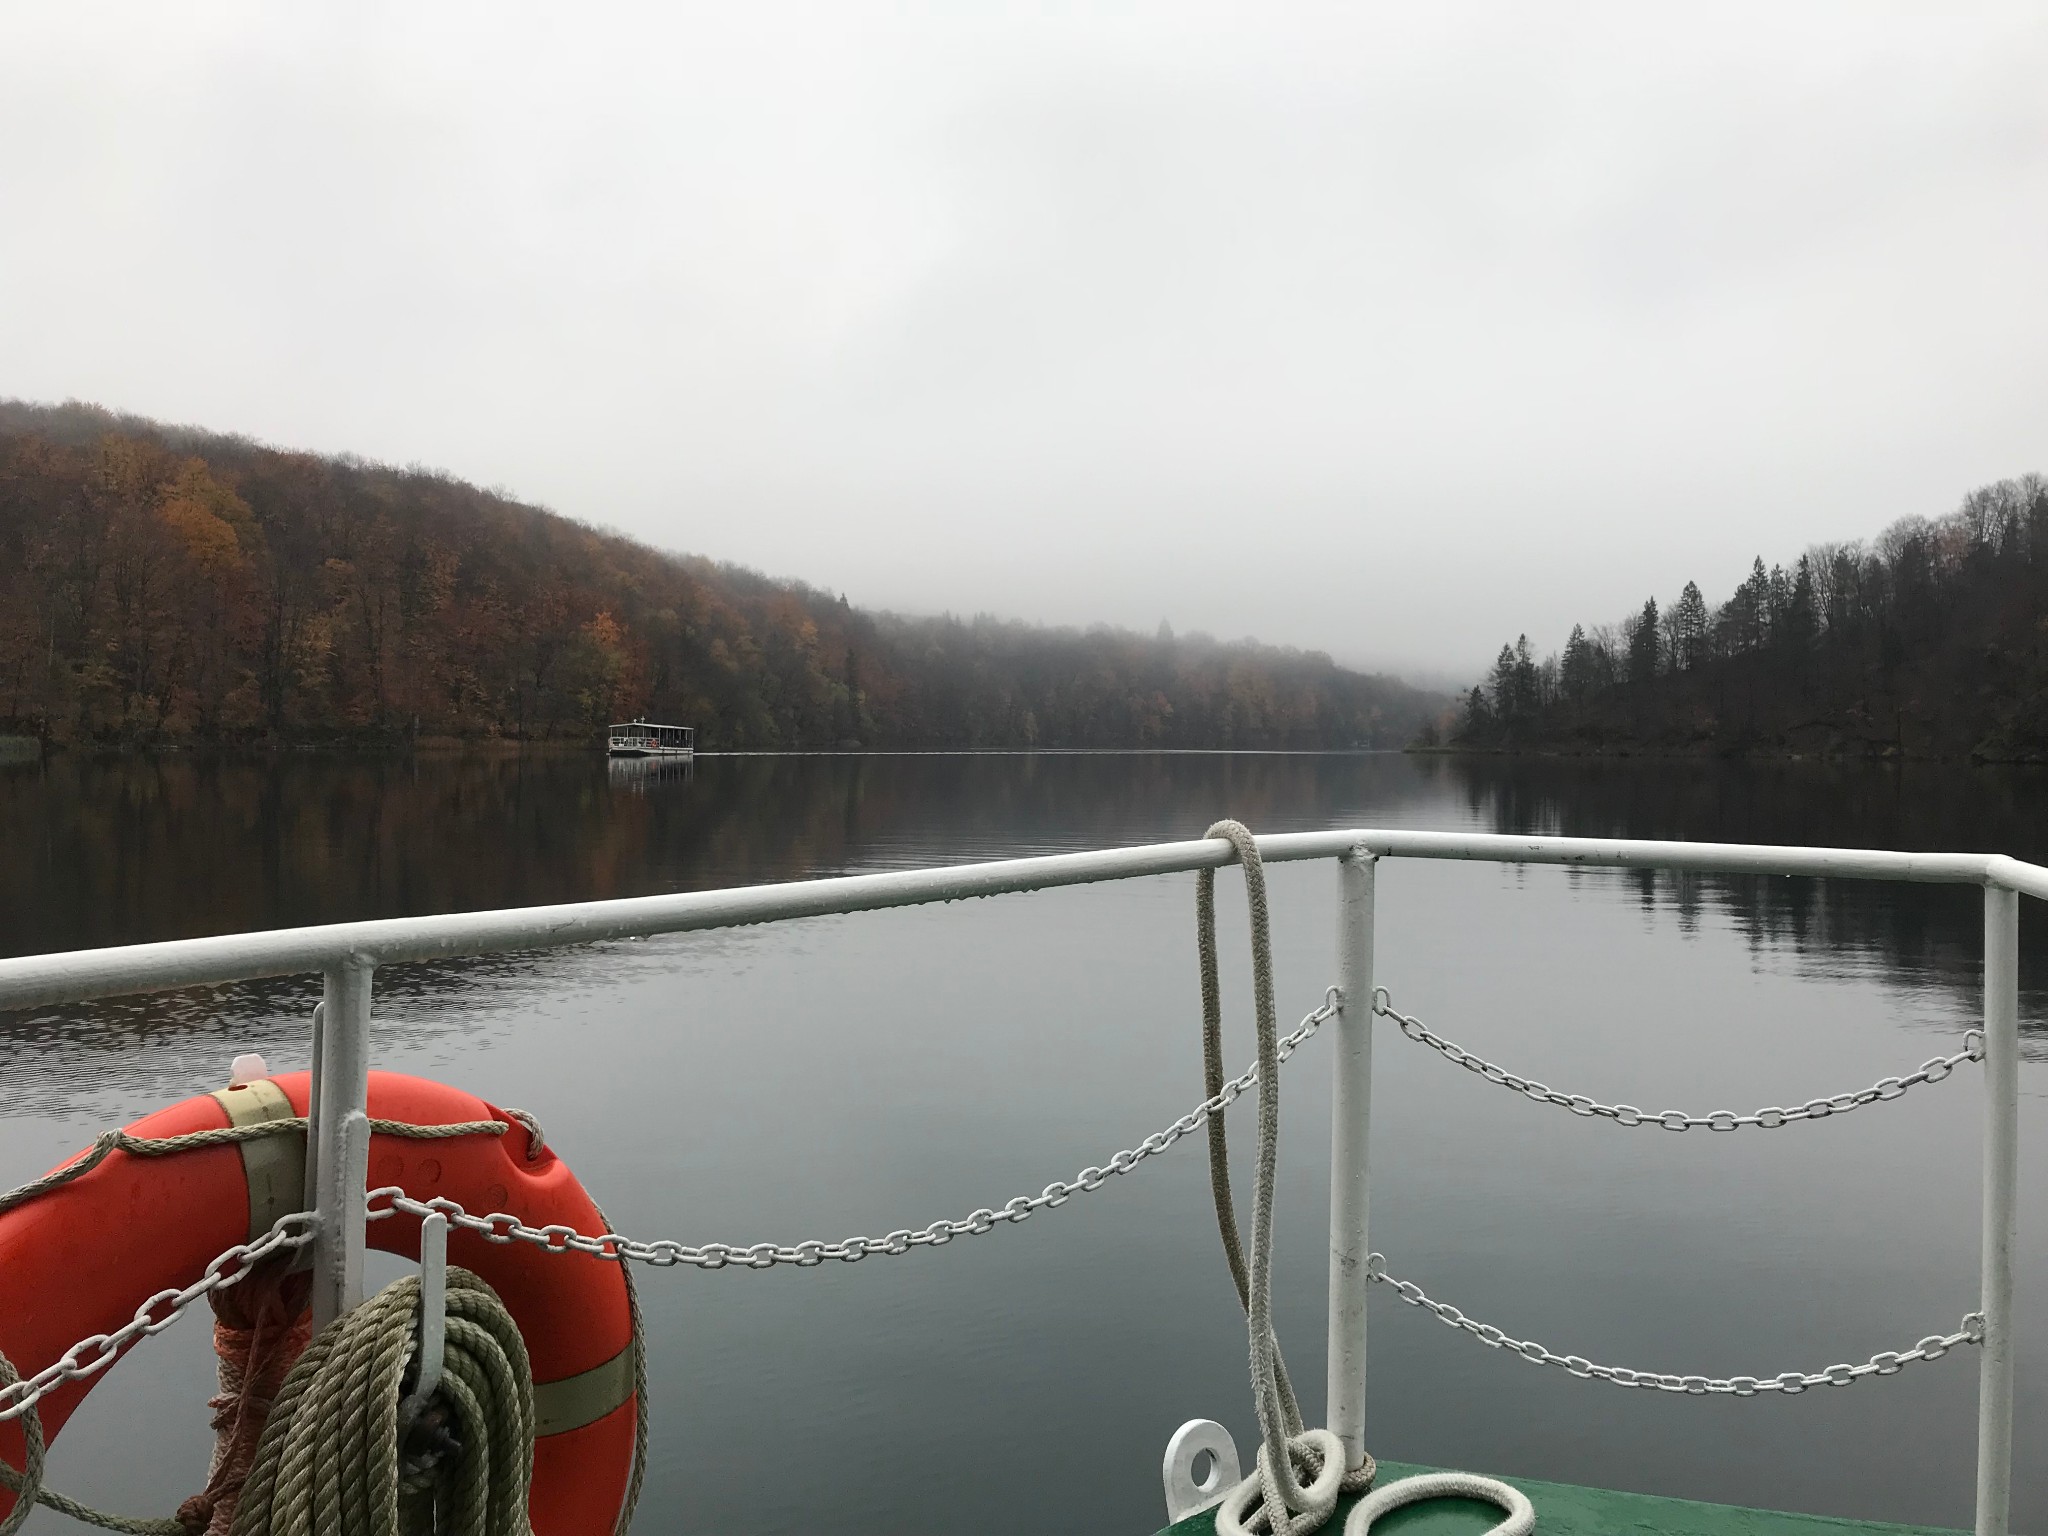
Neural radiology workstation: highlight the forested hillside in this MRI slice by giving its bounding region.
[1447,474,2048,760]
[0,402,1437,750]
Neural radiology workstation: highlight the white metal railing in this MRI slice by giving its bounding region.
[0,829,2029,1536]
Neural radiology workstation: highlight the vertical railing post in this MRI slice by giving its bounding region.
[300,999,326,1233]
[1976,884,2019,1536]
[1327,848,1376,1469]
[311,957,375,1332]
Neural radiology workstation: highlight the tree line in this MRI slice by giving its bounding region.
[1442,474,2048,759]
[0,401,1439,750]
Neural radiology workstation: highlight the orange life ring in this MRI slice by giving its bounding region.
[0,1070,638,1536]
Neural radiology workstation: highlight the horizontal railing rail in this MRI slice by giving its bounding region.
[0,831,2043,1011]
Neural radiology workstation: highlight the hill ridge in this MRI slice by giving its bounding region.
[0,399,1439,750]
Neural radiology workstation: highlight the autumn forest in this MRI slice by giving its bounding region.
[0,402,1438,751]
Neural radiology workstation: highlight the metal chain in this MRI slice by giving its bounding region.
[0,1111,526,1429]
[367,991,1344,1271]
[0,1212,317,1423]
[1372,988,1984,1131]
[1366,1251,1983,1395]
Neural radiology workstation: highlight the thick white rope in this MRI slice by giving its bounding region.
[1198,820,1368,1536]
[1342,1472,1533,1536]
[1198,821,1530,1536]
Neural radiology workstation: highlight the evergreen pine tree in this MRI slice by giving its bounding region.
[1560,623,1592,700]
[1511,635,1539,718]
[1627,598,1660,683]
[1458,685,1495,744]
[1488,643,1519,720]
[1782,555,1818,648]
[1671,582,1709,670]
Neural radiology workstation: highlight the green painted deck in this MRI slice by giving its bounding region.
[1156,1462,1962,1536]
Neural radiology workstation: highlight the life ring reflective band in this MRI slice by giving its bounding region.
[0,1070,638,1536]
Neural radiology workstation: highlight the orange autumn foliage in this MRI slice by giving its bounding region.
[0,400,1440,748]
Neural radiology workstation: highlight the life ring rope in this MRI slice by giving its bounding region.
[0,1113,541,1227]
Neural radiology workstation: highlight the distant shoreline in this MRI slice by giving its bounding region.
[1405,743,2048,766]
[1,738,1410,761]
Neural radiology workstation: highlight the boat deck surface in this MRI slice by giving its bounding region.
[1157,1461,1960,1536]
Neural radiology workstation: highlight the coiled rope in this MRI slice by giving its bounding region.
[1197,821,1531,1536]
[230,1268,533,1536]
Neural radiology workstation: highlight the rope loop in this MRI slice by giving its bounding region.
[1197,820,1375,1535]
[1341,1472,1533,1536]
[1216,1429,1351,1536]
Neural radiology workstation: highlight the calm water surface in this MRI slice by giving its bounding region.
[3,751,2044,1533]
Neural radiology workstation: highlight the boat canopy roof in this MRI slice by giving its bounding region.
[609,720,693,735]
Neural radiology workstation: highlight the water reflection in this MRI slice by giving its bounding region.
[606,755,696,792]
[2,750,1465,958]
[10,751,2043,1018]
[6,750,2047,1104]
[1434,756,2048,1028]
[0,750,1475,1113]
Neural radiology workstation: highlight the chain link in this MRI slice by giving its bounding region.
[1366,1252,1983,1395]
[367,991,1344,1271]
[0,1212,317,1423]
[1372,988,1984,1131]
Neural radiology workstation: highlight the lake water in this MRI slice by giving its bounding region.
[2,750,2043,1534]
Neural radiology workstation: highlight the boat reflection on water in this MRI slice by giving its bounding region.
[606,754,696,792]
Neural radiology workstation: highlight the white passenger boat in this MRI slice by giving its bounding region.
[606,719,694,757]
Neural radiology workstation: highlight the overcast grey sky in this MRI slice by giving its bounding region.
[4,3,2045,682]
